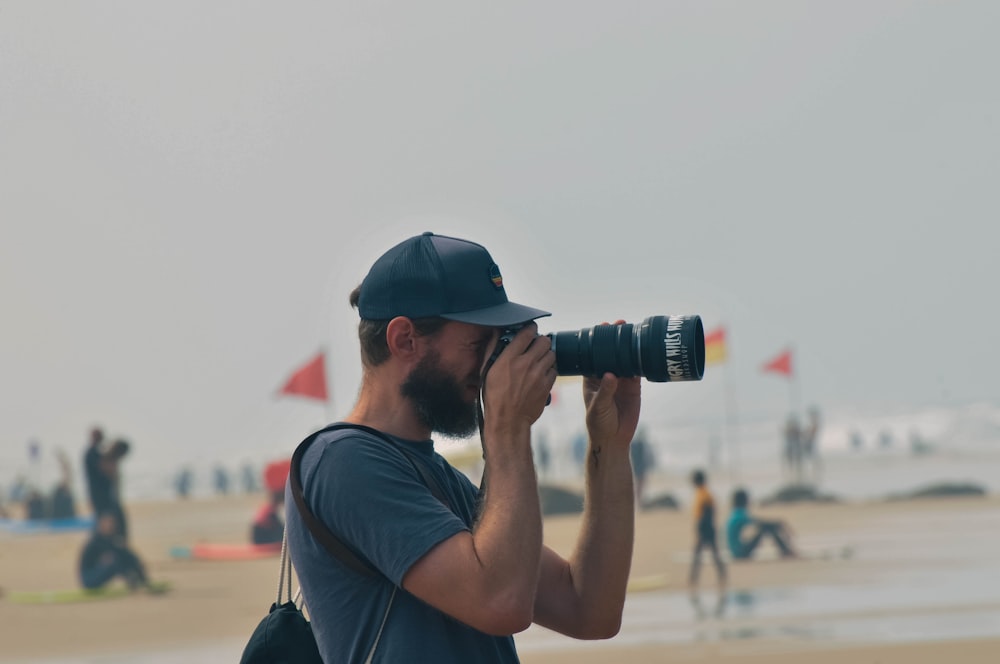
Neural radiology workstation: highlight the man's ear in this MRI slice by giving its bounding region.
[385,317,420,360]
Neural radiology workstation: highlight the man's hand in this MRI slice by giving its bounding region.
[481,322,557,433]
[582,321,642,452]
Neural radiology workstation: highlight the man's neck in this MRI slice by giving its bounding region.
[347,386,430,442]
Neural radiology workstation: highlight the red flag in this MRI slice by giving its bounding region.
[761,348,793,377]
[278,352,328,402]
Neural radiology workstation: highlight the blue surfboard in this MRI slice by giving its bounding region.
[0,515,95,534]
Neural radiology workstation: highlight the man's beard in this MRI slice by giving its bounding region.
[401,350,479,438]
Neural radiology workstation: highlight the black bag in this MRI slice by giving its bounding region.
[239,423,450,663]
[239,519,324,664]
[240,601,323,664]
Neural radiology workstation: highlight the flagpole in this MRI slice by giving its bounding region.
[761,345,797,485]
[724,362,742,485]
[789,344,800,417]
[704,325,741,485]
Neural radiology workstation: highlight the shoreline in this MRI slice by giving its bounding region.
[3,493,1000,662]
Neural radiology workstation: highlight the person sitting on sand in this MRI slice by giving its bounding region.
[726,488,797,560]
[250,489,285,545]
[79,512,156,592]
[249,458,291,545]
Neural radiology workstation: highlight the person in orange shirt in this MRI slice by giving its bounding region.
[688,469,727,592]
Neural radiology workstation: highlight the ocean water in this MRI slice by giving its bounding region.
[537,399,1000,504]
[3,400,999,507]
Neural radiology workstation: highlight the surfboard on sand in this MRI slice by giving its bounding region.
[0,515,95,535]
[5,581,171,605]
[169,542,282,561]
[627,573,671,593]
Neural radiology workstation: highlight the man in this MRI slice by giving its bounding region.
[49,449,78,519]
[629,426,655,508]
[286,232,641,662]
[83,427,127,537]
[782,413,803,482]
[82,427,105,514]
[98,439,132,539]
[801,405,823,483]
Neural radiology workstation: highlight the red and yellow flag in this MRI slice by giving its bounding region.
[704,326,727,365]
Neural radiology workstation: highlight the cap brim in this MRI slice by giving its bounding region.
[441,302,551,327]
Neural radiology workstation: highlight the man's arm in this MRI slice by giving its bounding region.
[403,434,542,635]
[533,366,643,639]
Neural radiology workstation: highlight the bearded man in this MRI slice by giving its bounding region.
[285,232,642,663]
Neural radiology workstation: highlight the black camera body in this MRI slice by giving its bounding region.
[499,315,705,383]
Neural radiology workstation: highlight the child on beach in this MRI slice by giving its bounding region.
[688,469,727,591]
[726,488,797,560]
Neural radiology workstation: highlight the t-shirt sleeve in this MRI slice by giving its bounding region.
[304,434,469,587]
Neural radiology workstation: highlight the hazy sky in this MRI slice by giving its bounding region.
[2,2,997,474]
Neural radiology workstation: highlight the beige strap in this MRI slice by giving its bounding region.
[364,587,397,663]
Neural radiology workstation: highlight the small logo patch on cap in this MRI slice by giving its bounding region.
[489,264,503,289]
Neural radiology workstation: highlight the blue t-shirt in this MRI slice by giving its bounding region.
[285,427,519,663]
[726,507,752,558]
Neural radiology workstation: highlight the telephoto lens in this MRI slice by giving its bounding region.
[548,315,705,383]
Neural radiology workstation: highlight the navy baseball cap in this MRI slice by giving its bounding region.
[357,232,550,327]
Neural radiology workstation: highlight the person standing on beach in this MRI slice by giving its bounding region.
[286,232,642,663]
[49,449,78,519]
[96,439,132,539]
[82,427,105,514]
[782,414,803,483]
[801,406,823,483]
[630,426,655,509]
[688,469,727,592]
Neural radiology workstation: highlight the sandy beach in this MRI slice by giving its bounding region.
[2,490,999,663]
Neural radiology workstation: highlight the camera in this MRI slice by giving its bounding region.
[498,315,705,383]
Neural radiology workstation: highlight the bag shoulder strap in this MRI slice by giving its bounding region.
[289,422,452,578]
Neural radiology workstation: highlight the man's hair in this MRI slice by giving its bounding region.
[350,285,449,367]
[691,469,706,486]
[732,488,749,509]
